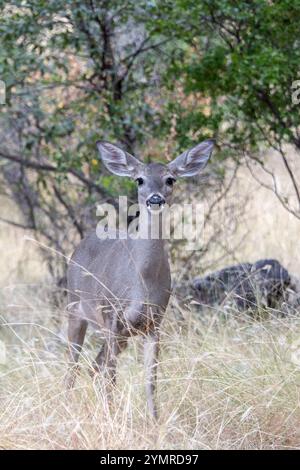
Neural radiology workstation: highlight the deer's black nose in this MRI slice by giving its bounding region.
[146,193,165,207]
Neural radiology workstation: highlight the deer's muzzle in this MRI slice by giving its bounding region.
[146,193,165,208]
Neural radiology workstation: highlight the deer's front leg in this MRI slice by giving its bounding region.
[66,311,88,389]
[144,330,160,420]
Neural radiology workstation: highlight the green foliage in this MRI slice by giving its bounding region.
[149,0,300,153]
[0,0,170,191]
[2,0,299,181]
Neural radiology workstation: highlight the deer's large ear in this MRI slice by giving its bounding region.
[96,141,143,177]
[168,139,215,177]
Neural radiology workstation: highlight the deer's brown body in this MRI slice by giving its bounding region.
[66,140,214,418]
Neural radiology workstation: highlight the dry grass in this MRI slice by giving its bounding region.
[1,282,300,450]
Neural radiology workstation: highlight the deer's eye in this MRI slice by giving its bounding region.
[136,177,144,186]
[166,177,176,186]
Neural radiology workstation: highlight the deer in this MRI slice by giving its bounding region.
[66,139,214,418]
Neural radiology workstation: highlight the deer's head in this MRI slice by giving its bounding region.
[96,140,214,210]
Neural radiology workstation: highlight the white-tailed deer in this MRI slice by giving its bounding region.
[66,139,214,418]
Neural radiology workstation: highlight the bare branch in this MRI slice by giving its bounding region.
[52,184,84,238]
[0,149,115,202]
[0,216,34,230]
[244,151,300,220]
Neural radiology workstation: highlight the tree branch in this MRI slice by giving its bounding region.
[0,149,115,202]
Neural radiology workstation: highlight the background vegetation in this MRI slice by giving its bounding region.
[1,0,300,278]
[0,0,300,449]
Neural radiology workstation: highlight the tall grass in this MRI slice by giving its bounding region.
[1,282,300,449]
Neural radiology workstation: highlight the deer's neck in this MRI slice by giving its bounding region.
[131,210,169,263]
[132,212,169,284]
[138,210,167,243]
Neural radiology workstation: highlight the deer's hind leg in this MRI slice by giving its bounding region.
[92,334,128,386]
[66,304,88,389]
